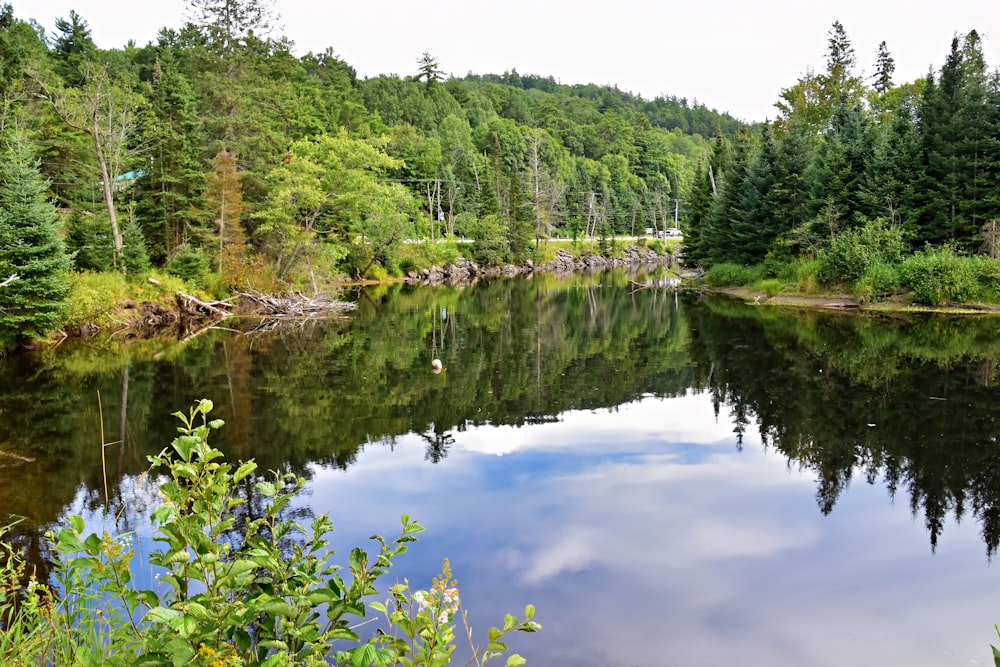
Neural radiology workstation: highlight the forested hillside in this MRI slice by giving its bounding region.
[0,0,738,292]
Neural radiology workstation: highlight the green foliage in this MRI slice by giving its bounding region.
[166,242,212,287]
[855,261,900,299]
[0,134,72,350]
[703,263,763,287]
[466,214,511,267]
[66,209,113,271]
[0,401,539,665]
[817,218,905,285]
[899,246,983,305]
[121,210,152,277]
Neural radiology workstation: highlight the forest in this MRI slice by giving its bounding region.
[0,0,734,289]
[686,22,1000,304]
[2,0,999,353]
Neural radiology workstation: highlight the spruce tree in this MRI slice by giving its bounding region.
[134,54,207,263]
[0,135,71,350]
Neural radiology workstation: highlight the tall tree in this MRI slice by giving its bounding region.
[918,32,995,248]
[186,0,277,56]
[134,54,206,262]
[41,63,143,274]
[0,133,71,350]
[204,149,246,275]
[872,41,895,95]
[49,10,96,87]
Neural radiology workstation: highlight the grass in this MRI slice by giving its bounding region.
[62,270,208,331]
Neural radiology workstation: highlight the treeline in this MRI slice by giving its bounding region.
[684,22,1000,295]
[0,0,738,293]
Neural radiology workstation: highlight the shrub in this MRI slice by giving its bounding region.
[466,214,511,267]
[165,243,211,287]
[703,263,762,287]
[817,218,905,285]
[795,259,823,294]
[855,261,900,300]
[757,278,783,296]
[0,401,539,666]
[899,246,982,305]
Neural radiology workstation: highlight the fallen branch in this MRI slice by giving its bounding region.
[176,291,232,318]
[0,273,20,288]
[237,290,356,318]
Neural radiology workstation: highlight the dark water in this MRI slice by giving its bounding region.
[2,272,1000,666]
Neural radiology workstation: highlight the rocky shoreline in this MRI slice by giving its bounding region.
[405,245,677,285]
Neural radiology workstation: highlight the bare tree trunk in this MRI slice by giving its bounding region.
[92,114,125,275]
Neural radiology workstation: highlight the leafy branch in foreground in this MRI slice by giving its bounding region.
[0,399,538,666]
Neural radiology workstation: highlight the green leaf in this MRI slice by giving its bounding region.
[233,461,257,483]
[208,419,225,430]
[68,514,85,533]
[506,655,527,667]
[171,435,198,461]
[55,529,86,554]
[255,480,277,497]
[503,613,518,632]
[261,600,296,617]
[352,643,377,667]
[524,604,535,620]
[146,607,182,625]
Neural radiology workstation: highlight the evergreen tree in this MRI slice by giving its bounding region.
[701,129,756,265]
[0,134,71,350]
[133,54,207,263]
[917,32,995,249]
[872,41,895,95]
[50,10,97,87]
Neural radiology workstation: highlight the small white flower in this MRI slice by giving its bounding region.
[438,611,449,625]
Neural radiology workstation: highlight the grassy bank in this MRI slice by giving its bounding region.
[698,233,1000,310]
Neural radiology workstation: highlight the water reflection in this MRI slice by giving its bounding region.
[2,275,1000,665]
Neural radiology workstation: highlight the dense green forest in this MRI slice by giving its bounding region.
[685,21,1000,302]
[0,0,736,295]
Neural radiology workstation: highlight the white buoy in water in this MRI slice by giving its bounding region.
[431,358,443,374]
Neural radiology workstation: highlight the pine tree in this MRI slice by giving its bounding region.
[701,129,756,266]
[0,135,71,350]
[133,54,207,263]
[917,32,995,249]
[872,41,895,95]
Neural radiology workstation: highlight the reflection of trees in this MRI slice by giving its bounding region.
[688,296,1000,555]
[0,271,695,574]
[420,428,455,463]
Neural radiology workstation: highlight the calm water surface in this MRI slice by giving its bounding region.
[2,272,1000,666]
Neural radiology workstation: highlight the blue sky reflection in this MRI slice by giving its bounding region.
[307,392,1000,666]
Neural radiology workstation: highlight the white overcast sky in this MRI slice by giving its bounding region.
[11,0,1000,123]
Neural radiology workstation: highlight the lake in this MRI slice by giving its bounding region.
[2,271,1000,666]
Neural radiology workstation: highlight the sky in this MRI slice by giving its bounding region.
[12,0,1000,123]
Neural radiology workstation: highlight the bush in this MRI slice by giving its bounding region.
[703,263,763,287]
[757,278,783,296]
[0,401,539,666]
[855,261,900,300]
[795,259,823,294]
[899,246,982,305]
[817,218,905,285]
[165,243,211,287]
[466,214,511,267]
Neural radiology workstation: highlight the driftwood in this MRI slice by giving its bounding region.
[237,290,356,318]
[177,291,232,318]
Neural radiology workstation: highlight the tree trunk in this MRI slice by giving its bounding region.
[93,114,125,275]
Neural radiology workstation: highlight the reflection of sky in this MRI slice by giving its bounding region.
[308,393,1000,667]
